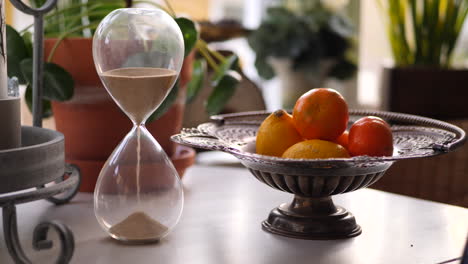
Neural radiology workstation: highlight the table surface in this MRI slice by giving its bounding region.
[1,164,468,264]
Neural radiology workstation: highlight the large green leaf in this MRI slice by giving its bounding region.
[175,17,198,57]
[205,70,241,115]
[147,80,180,123]
[186,59,206,103]
[211,54,239,86]
[25,85,53,119]
[6,25,28,83]
[6,25,28,61]
[20,59,74,102]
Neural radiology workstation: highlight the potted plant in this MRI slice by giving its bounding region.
[378,0,468,119]
[247,2,357,109]
[7,0,241,192]
[372,0,468,208]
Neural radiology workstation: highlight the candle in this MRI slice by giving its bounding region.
[0,0,7,99]
[0,0,20,151]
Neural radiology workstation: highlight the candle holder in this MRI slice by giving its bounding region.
[172,110,466,239]
[1,0,82,263]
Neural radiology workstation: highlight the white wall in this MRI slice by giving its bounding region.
[357,0,391,109]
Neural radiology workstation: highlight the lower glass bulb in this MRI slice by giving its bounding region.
[94,125,183,243]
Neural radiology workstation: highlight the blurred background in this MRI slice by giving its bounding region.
[6,0,468,207]
[8,0,468,123]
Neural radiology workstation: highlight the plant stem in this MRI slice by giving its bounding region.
[39,11,111,34]
[133,0,172,15]
[409,0,421,63]
[198,39,225,62]
[163,0,176,17]
[380,0,468,67]
[20,2,123,34]
[197,41,219,72]
[47,22,100,62]
[126,0,132,8]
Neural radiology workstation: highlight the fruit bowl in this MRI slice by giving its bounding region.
[171,110,466,240]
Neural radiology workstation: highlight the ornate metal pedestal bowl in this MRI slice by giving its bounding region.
[172,110,466,240]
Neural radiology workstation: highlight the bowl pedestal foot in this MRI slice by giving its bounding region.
[262,196,361,240]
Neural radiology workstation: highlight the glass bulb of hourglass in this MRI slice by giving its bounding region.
[92,8,184,243]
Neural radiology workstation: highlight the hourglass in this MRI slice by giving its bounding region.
[92,8,184,243]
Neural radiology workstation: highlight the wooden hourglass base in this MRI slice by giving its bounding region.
[262,196,361,240]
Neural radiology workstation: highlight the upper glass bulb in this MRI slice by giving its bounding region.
[93,7,184,124]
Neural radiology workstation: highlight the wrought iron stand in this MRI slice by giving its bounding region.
[1,165,80,264]
[2,0,81,263]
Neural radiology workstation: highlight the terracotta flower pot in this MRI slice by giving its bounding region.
[382,66,468,119]
[45,38,195,192]
[376,66,468,207]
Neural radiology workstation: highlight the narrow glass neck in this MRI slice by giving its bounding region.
[129,112,149,126]
[132,118,147,126]
[132,123,146,129]
[133,121,145,126]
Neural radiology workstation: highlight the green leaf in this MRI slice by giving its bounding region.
[8,56,26,84]
[123,51,173,68]
[292,39,323,70]
[211,54,239,86]
[6,25,28,61]
[29,0,47,8]
[20,59,74,101]
[248,6,356,79]
[6,26,28,83]
[41,1,125,37]
[329,59,357,80]
[380,0,468,67]
[175,17,198,57]
[205,70,241,115]
[25,85,53,119]
[147,80,180,123]
[186,59,206,103]
[254,56,275,80]
[328,15,354,38]
[22,31,33,58]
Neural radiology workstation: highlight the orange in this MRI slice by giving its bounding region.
[348,116,393,157]
[292,88,349,141]
[256,109,303,157]
[333,131,349,149]
[282,139,350,159]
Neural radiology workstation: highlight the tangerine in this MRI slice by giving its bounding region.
[348,116,393,157]
[292,88,349,141]
[282,139,350,159]
[256,109,303,157]
[333,131,349,149]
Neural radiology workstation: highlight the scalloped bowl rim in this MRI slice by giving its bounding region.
[172,109,466,168]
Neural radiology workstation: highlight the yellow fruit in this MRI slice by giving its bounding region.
[282,139,350,159]
[256,109,303,157]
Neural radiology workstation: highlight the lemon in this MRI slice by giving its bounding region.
[256,109,303,157]
[282,139,350,159]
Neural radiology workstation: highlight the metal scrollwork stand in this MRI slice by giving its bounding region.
[2,0,81,263]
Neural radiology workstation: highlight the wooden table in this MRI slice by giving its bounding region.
[1,164,467,264]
